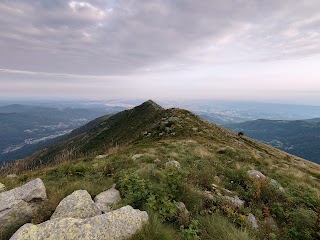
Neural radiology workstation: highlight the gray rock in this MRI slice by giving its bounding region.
[247,170,266,180]
[0,178,47,237]
[221,195,245,208]
[176,202,190,226]
[213,175,221,183]
[270,179,285,193]
[0,182,5,192]
[165,160,181,170]
[132,154,144,160]
[10,206,148,240]
[51,190,101,219]
[202,191,245,208]
[247,213,258,230]
[94,185,121,213]
[95,154,108,159]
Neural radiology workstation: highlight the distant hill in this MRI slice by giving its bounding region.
[225,118,320,164]
[0,104,123,164]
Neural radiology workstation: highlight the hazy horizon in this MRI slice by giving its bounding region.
[1,1,320,104]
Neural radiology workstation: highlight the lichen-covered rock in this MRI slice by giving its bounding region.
[0,182,5,192]
[94,185,121,213]
[51,190,101,219]
[247,213,258,230]
[247,170,266,180]
[0,178,47,238]
[10,206,149,240]
[165,160,181,169]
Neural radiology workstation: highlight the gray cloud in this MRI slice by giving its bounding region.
[1,0,320,103]
[1,0,320,75]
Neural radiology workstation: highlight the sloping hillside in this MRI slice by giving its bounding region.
[226,118,320,164]
[1,101,319,240]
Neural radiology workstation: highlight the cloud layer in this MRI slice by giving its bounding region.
[1,0,320,103]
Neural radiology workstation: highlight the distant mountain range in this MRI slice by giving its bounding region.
[0,104,124,164]
[225,118,320,164]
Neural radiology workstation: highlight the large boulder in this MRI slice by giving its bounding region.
[51,190,101,219]
[10,205,148,240]
[0,178,47,238]
[94,185,121,213]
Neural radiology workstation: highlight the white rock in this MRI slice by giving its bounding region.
[10,206,148,240]
[50,190,101,219]
[94,185,121,213]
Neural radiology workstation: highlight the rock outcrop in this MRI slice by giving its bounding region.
[10,205,148,240]
[51,190,101,219]
[0,178,47,237]
[94,184,121,213]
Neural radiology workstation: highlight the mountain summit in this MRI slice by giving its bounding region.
[1,101,319,240]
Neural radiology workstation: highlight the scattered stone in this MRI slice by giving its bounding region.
[265,216,278,232]
[132,154,144,160]
[92,163,99,170]
[154,158,161,164]
[96,154,108,159]
[270,179,285,193]
[94,185,121,213]
[192,127,198,131]
[176,202,190,226]
[159,132,164,136]
[213,175,221,183]
[10,206,148,240]
[202,191,245,208]
[0,178,47,237]
[51,190,101,219]
[7,174,17,178]
[247,213,259,230]
[221,195,245,208]
[165,127,171,132]
[165,160,181,170]
[247,170,266,180]
[0,182,5,192]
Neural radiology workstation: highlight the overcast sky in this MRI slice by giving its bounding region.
[1,0,320,104]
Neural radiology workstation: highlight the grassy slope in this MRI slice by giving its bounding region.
[1,102,319,240]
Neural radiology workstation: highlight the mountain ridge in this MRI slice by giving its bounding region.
[1,100,319,240]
